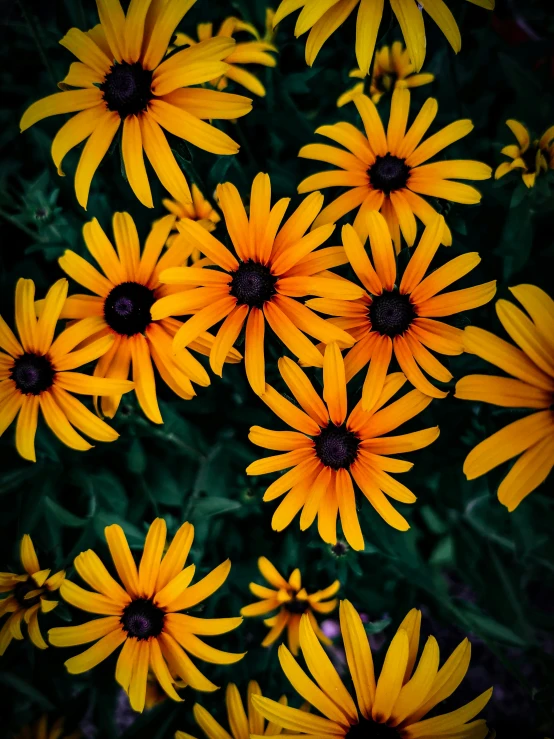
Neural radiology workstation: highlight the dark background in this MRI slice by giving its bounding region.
[0,0,553,737]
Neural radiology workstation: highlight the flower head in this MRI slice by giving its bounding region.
[176,681,287,739]
[272,0,494,75]
[337,42,434,108]
[20,0,253,208]
[0,278,132,461]
[0,535,64,655]
[253,601,493,738]
[494,120,554,188]
[13,715,80,739]
[151,173,363,396]
[308,213,496,405]
[299,88,492,252]
[164,184,221,265]
[49,519,244,713]
[247,343,439,549]
[240,556,339,654]
[456,284,554,511]
[174,16,278,97]
[56,212,240,424]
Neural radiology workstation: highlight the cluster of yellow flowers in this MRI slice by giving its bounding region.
[2,0,554,735]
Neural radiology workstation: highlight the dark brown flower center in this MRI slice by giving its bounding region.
[13,579,42,608]
[104,282,155,336]
[100,62,153,119]
[369,291,415,337]
[347,718,400,738]
[369,154,410,194]
[10,353,55,395]
[284,595,310,614]
[229,260,277,308]
[121,598,165,639]
[521,145,538,171]
[315,424,360,470]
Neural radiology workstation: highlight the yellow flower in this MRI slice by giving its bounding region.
[494,120,554,188]
[55,212,240,424]
[0,278,132,461]
[308,213,496,404]
[0,535,64,655]
[272,0,494,75]
[163,183,221,265]
[246,342,439,549]
[174,16,277,97]
[455,284,554,511]
[253,602,493,739]
[298,88,492,252]
[48,519,245,714]
[20,0,253,209]
[337,42,434,108]
[175,681,287,739]
[240,556,339,655]
[151,173,363,396]
[13,715,80,739]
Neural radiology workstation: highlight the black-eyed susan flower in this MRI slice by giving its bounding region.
[49,519,244,714]
[55,212,240,424]
[247,343,439,549]
[13,715,80,739]
[252,602,493,739]
[337,42,434,108]
[164,184,221,266]
[0,535,64,655]
[299,88,492,252]
[174,17,277,97]
[20,0,253,209]
[494,120,554,188]
[308,213,496,404]
[151,173,362,396]
[272,0,494,75]
[456,284,554,511]
[0,278,132,461]
[240,556,339,654]
[175,681,287,739]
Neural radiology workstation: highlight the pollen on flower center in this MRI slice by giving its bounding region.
[369,290,415,337]
[229,260,277,308]
[10,353,55,395]
[315,424,360,470]
[369,153,410,194]
[104,282,155,336]
[13,579,42,608]
[121,598,165,639]
[347,717,400,738]
[100,62,153,119]
[284,596,310,614]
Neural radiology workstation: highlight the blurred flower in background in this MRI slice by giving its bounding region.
[495,119,554,187]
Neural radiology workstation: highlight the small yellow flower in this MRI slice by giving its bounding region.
[0,535,64,655]
[163,184,221,265]
[253,602,493,738]
[174,16,277,97]
[338,42,434,108]
[241,556,339,655]
[13,715,80,739]
[495,120,554,188]
[175,681,287,739]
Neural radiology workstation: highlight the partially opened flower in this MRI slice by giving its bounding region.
[13,715,80,739]
[337,42,434,108]
[240,556,339,654]
[174,16,277,97]
[247,343,439,549]
[56,212,240,424]
[299,88,492,251]
[151,173,362,396]
[494,120,554,188]
[163,184,221,265]
[175,681,286,739]
[49,519,244,713]
[307,213,496,405]
[272,0,494,75]
[456,284,554,511]
[0,278,132,461]
[252,602,493,739]
[20,0,252,209]
[0,535,64,655]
